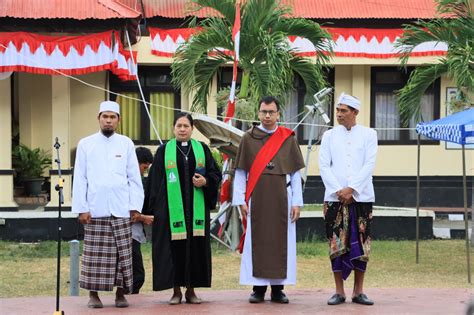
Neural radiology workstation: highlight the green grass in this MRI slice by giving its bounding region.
[302,204,323,211]
[211,204,324,213]
[0,241,74,259]
[0,240,472,298]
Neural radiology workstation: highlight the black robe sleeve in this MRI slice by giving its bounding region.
[143,143,166,216]
[201,142,222,210]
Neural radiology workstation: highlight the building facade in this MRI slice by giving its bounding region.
[0,0,472,211]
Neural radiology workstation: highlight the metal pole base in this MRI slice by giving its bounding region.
[211,205,242,251]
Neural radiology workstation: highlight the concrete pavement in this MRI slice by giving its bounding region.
[1,288,472,315]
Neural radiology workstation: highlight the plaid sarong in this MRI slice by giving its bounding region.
[80,217,133,292]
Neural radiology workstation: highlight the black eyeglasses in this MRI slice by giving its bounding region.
[259,110,278,116]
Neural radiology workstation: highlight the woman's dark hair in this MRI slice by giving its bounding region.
[173,112,194,127]
[259,96,280,111]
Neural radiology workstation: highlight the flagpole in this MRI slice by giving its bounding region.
[215,0,242,251]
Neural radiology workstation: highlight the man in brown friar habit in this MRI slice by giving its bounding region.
[232,96,305,304]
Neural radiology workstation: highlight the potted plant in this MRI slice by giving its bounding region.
[12,144,52,196]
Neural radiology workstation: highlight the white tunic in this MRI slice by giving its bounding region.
[72,132,144,218]
[319,124,378,202]
[232,125,304,285]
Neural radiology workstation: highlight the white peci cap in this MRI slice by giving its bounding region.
[99,101,120,115]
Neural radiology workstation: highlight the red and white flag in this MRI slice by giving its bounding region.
[224,1,241,123]
[219,1,241,236]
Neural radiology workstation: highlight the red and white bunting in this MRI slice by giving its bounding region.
[0,31,137,80]
[114,46,138,81]
[149,27,447,59]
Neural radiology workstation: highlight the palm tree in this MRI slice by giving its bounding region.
[396,0,473,125]
[171,0,332,115]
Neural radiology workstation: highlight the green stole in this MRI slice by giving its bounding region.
[164,138,206,240]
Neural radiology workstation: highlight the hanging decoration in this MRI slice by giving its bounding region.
[149,27,447,59]
[0,30,137,80]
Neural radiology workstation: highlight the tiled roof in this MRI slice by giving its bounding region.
[125,0,437,19]
[0,0,140,20]
[288,0,438,19]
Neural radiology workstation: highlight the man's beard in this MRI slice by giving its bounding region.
[101,128,115,137]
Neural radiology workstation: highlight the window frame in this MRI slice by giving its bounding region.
[370,66,440,145]
[109,66,181,145]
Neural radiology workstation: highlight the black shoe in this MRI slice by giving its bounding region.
[327,293,346,305]
[271,290,289,304]
[249,291,265,303]
[352,293,374,305]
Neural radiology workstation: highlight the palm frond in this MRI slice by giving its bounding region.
[172,0,331,117]
[436,0,472,17]
[171,24,232,112]
[248,65,271,110]
[289,56,328,103]
[397,63,449,124]
[396,19,455,65]
[239,0,289,58]
[191,57,228,112]
[396,0,473,123]
[446,44,474,96]
[242,0,290,35]
[272,18,333,63]
[397,0,474,66]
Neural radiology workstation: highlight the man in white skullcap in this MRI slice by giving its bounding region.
[72,100,144,308]
[319,93,378,306]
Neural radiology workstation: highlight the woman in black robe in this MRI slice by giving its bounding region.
[144,112,221,304]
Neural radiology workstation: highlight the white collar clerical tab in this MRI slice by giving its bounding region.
[181,141,188,146]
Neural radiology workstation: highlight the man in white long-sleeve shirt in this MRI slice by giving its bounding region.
[72,101,144,309]
[232,96,305,304]
[319,93,377,306]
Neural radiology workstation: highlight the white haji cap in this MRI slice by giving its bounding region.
[99,101,120,115]
[337,92,361,111]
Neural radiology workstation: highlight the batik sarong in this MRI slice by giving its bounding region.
[80,216,133,292]
[324,202,372,280]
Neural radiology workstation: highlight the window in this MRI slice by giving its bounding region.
[370,67,440,144]
[109,67,180,144]
[218,67,335,144]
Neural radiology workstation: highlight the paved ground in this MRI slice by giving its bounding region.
[1,288,472,315]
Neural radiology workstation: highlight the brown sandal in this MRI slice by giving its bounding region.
[169,292,183,305]
[185,292,202,304]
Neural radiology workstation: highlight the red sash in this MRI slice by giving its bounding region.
[238,126,294,253]
[244,126,294,204]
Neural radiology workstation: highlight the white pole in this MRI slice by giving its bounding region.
[462,145,471,283]
[69,240,80,296]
